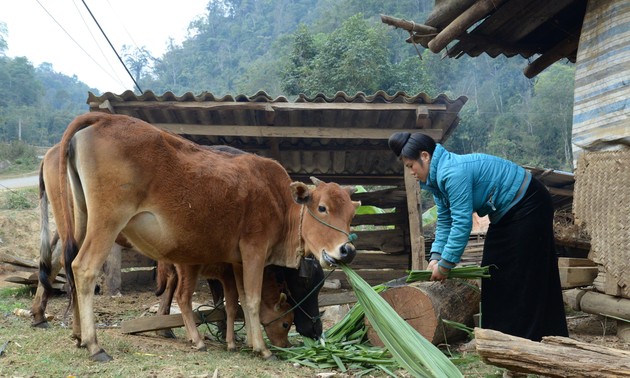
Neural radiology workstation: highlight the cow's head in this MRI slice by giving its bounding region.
[290,176,360,268]
[290,257,325,339]
[260,285,293,348]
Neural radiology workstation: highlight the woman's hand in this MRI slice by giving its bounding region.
[428,260,449,282]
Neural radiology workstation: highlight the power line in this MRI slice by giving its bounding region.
[70,0,126,87]
[34,0,127,90]
[80,0,143,94]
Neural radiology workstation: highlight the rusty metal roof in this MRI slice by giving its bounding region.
[526,166,574,211]
[87,90,468,186]
[86,89,573,210]
[382,0,587,78]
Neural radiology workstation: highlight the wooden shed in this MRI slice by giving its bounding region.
[87,90,468,287]
[85,87,579,292]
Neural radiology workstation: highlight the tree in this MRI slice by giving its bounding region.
[281,24,318,96]
[122,45,154,87]
[0,21,7,55]
[527,63,575,170]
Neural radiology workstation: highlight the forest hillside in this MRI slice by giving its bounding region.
[0,0,575,170]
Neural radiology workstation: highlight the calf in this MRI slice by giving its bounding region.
[155,261,293,349]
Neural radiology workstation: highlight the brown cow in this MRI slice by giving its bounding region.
[51,113,359,361]
[32,144,292,347]
[155,261,293,349]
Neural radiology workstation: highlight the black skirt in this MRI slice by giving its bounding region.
[481,177,569,341]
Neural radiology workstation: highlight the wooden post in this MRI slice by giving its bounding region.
[101,244,122,295]
[404,168,425,270]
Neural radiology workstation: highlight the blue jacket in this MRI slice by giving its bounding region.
[421,144,531,264]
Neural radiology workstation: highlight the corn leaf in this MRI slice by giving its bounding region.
[341,263,463,378]
[406,265,491,283]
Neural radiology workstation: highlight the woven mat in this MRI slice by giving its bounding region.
[574,150,630,297]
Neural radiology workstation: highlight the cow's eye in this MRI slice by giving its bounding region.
[318,205,326,213]
[282,322,290,329]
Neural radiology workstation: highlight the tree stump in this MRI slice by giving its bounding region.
[366,279,480,346]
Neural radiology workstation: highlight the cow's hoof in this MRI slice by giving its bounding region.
[90,349,113,362]
[31,320,49,328]
[260,350,274,360]
[226,345,237,353]
[72,335,84,348]
[156,329,176,339]
[193,344,207,352]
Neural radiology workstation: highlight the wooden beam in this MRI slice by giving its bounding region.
[416,107,432,128]
[564,288,630,320]
[404,168,425,270]
[547,186,573,197]
[319,291,357,307]
[121,308,234,334]
[524,33,580,78]
[155,124,444,140]
[558,258,596,268]
[264,103,275,125]
[428,0,508,54]
[475,327,630,377]
[380,14,438,35]
[352,212,407,227]
[98,99,115,113]
[559,266,598,289]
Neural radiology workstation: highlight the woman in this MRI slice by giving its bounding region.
[388,132,568,342]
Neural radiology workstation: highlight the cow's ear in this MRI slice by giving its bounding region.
[290,181,311,204]
[353,200,361,209]
[275,292,288,311]
[343,185,357,195]
[310,176,324,187]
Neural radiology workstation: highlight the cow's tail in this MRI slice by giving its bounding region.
[37,159,53,297]
[58,113,109,300]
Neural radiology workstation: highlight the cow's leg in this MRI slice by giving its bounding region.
[234,254,271,359]
[71,235,117,362]
[232,264,252,347]
[155,263,178,339]
[219,269,238,351]
[207,279,227,340]
[31,238,63,327]
[174,264,205,350]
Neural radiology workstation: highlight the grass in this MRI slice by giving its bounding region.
[0,286,514,377]
[0,290,323,377]
[0,187,39,210]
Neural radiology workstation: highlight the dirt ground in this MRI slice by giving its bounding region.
[1,205,629,375]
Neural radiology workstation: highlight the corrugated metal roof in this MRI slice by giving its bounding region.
[382,0,588,78]
[85,89,572,210]
[87,90,468,186]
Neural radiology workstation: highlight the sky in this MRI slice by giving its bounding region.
[1,0,209,93]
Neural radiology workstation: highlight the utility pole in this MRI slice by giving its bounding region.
[18,119,22,141]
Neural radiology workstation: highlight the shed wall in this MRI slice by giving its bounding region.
[572,1,630,162]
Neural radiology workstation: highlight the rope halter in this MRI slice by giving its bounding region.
[305,205,358,243]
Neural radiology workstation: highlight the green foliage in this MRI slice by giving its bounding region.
[0,0,576,173]
[352,185,386,216]
[0,140,36,162]
[0,21,7,54]
[0,56,90,146]
[422,205,437,226]
[0,187,39,210]
[0,141,39,173]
